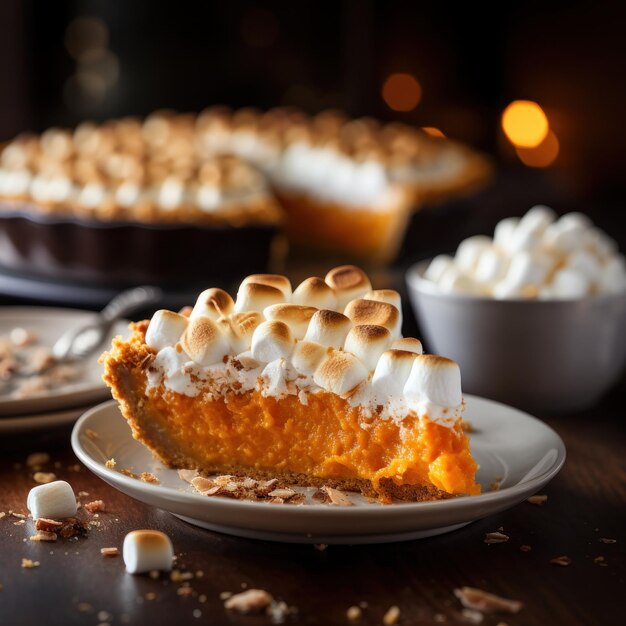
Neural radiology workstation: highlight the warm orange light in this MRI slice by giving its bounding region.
[501,100,549,148]
[422,127,445,138]
[515,129,559,168]
[382,73,422,112]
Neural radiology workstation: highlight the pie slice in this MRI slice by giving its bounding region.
[102,265,479,502]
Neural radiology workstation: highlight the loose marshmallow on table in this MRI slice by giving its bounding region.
[27,480,77,520]
[123,530,174,574]
[423,206,626,300]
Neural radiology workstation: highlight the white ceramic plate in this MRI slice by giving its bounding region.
[0,404,97,433]
[0,307,128,416]
[72,396,566,544]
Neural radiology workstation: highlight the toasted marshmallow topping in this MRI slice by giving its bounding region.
[144,265,466,424]
[292,277,338,310]
[343,299,401,339]
[303,309,352,348]
[191,288,235,320]
[145,310,189,351]
[325,265,372,309]
[424,206,626,299]
[180,316,230,365]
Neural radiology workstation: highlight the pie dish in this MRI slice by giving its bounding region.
[102,265,479,502]
[0,108,491,278]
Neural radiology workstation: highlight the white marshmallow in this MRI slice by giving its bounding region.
[304,310,352,348]
[343,299,402,339]
[372,349,418,397]
[344,325,392,371]
[240,274,292,301]
[292,277,338,310]
[180,316,231,365]
[123,530,174,574]
[424,255,455,283]
[251,320,295,362]
[216,311,263,354]
[263,304,317,340]
[544,217,588,255]
[492,281,527,300]
[145,310,189,351]
[403,355,462,407]
[558,212,593,232]
[363,289,402,311]
[437,267,481,295]
[190,288,235,320]
[599,255,626,294]
[314,350,369,397]
[325,265,372,310]
[290,340,328,376]
[551,268,590,299]
[390,337,423,354]
[585,228,618,260]
[508,226,541,255]
[518,205,556,235]
[149,346,200,395]
[27,480,77,520]
[494,217,520,249]
[234,282,285,313]
[474,247,509,284]
[504,251,553,289]
[566,250,603,283]
[454,236,492,273]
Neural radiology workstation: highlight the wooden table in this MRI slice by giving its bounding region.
[1,383,624,626]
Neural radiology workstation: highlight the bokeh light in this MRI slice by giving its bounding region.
[501,100,549,148]
[422,127,445,138]
[515,129,560,167]
[382,73,422,112]
[64,16,109,59]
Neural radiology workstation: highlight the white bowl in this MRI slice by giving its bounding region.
[406,260,626,413]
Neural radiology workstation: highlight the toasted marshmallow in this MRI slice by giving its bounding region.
[344,325,392,370]
[363,289,402,311]
[550,268,590,299]
[290,340,328,376]
[391,337,423,354]
[325,265,372,310]
[234,282,285,313]
[424,254,454,283]
[403,355,462,407]
[303,309,352,348]
[493,217,520,250]
[27,480,77,520]
[190,288,235,320]
[145,310,189,351]
[250,320,295,362]
[216,311,263,354]
[344,299,401,338]
[292,277,337,310]
[241,274,292,300]
[314,350,369,397]
[372,349,418,396]
[474,247,509,284]
[455,236,492,273]
[263,303,317,340]
[180,316,231,365]
[123,530,174,574]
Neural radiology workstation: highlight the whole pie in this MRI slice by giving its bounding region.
[102,265,479,502]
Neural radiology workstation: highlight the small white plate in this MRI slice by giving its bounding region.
[0,307,128,416]
[72,396,566,544]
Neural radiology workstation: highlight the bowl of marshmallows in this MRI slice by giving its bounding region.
[406,205,626,412]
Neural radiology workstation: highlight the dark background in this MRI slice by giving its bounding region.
[1,0,625,257]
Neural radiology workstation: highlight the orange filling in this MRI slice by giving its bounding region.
[139,382,478,498]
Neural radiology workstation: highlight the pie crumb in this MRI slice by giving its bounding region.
[346,605,362,621]
[21,558,40,569]
[454,587,523,614]
[321,485,353,506]
[550,555,571,567]
[100,547,119,557]
[224,589,273,613]
[30,531,57,542]
[33,472,56,484]
[519,545,532,552]
[26,452,50,467]
[599,537,616,544]
[84,500,105,514]
[104,458,116,469]
[140,472,160,485]
[461,608,484,623]
[527,494,548,505]
[484,532,509,544]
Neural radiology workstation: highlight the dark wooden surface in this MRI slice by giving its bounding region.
[0,383,624,626]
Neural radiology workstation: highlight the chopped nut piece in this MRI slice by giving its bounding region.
[383,605,400,625]
[321,486,353,506]
[347,605,362,621]
[224,589,274,613]
[550,555,571,567]
[101,547,119,557]
[140,472,160,485]
[599,537,616,544]
[454,587,523,614]
[35,518,63,531]
[77,491,89,497]
[484,532,509,544]
[527,494,548,505]
[0,512,5,519]
[178,469,199,483]
[30,531,57,542]
[10,512,26,519]
[33,471,56,484]
[120,468,138,478]
[461,608,484,623]
[26,452,50,467]
[267,488,297,499]
[191,476,216,493]
[84,500,105,513]
[213,475,235,486]
[104,458,116,469]
[21,558,40,568]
